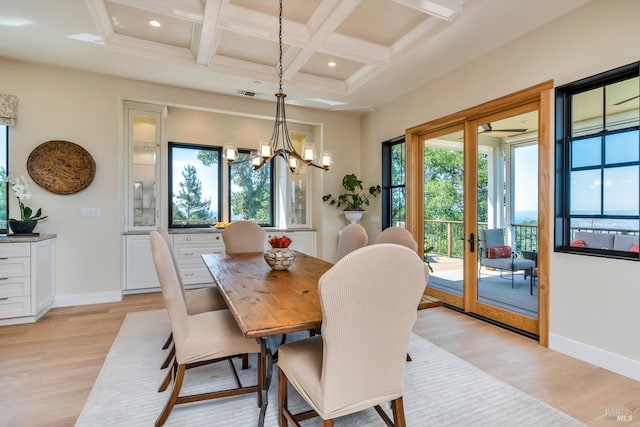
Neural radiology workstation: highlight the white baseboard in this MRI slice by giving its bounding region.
[54,291,122,308]
[549,333,640,381]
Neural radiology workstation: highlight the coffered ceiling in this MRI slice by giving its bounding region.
[0,0,590,112]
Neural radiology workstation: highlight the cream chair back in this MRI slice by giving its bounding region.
[318,243,427,417]
[374,226,418,252]
[150,231,189,350]
[335,223,368,262]
[156,225,187,297]
[221,221,266,253]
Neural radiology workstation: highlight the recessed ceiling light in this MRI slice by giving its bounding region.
[0,17,33,27]
[327,61,337,67]
[148,19,161,28]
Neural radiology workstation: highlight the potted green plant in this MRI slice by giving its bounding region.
[322,173,381,223]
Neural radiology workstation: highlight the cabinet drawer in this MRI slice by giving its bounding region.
[0,243,30,258]
[173,233,223,245]
[0,277,30,298]
[179,266,214,285]
[0,257,30,278]
[175,246,224,264]
[0,296,31,318]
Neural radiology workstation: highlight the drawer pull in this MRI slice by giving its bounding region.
[0,297,8,301]
[216,236,220,240]
[186,236,192,241]
[0,257,7,260]
[184,252,194,256]
[0,277,8,280]
[184,272,194,276]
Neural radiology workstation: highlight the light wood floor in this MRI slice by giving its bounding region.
[0,293,638,426]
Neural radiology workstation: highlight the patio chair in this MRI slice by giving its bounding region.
[521,249,537,295]
[478,228,535,289]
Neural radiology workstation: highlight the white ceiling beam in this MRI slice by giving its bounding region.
[195,0,226,65]
[108,0,205,22]
[282,0,362,81]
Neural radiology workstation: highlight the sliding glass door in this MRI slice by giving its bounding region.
[422,126,466,309]
[422,106,540,335]
[472,107,540,335]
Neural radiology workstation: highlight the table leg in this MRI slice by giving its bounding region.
[257,338,273,427]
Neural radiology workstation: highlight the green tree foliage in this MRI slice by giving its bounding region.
[391,144,406,224]
[229,154,271,223]
[173,164,211,221]
[423,148,488,223]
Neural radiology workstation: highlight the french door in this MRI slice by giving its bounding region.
[415,100,544,337]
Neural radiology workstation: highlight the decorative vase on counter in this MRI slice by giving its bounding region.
[264,248,296,270]
[264,235,295,270]
[343,210,364,224]
[9,220,38,235]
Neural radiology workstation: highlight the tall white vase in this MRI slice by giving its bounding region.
[343,210,364,224]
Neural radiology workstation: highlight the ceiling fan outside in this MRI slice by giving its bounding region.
[479,122,528,134]
[613,95,639,106]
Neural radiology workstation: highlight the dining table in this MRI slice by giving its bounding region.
[201,250,334,426]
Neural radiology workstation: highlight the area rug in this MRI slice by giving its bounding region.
[76,309,585,426]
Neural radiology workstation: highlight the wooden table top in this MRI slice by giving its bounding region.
[202,251,333,339]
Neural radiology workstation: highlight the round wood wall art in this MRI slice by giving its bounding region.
[27,140,96,195]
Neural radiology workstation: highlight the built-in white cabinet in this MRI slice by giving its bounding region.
[124,234,159,291]
[123,229,317,292]
[124,101,166,231]
[173,233,224,285]
[0,236,56,326]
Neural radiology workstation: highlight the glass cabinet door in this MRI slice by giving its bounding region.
[286,129,311,227]
[126,105,163,230]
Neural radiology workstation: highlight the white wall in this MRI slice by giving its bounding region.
[360,0,640,380]
[0,58,360,303]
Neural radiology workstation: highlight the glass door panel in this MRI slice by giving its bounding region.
[474,109,539,333]
[423,126,466,308]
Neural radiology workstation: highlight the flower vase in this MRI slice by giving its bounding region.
[9,220,38,235]
[264,248,296,270]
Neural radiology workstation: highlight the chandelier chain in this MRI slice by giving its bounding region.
[278,0,283,93]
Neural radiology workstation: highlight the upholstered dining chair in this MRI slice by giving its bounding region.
[149,231,262,427]
[278,244,427,426]
[335,223,368,262]
[374,226,419,252]
[221,220,266,254]
[156,226,228,380]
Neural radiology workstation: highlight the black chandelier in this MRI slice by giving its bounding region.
[224,0,332,172]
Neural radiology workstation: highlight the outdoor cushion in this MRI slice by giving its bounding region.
[570,240,586,247]
[612,234,640,251]
[630,246,640,253]
[487,245,511,259]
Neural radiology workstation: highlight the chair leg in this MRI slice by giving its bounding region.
[322,420,334,426]
[155,363,186,427]
[278,367,288,427]
[391,397,407,427]
[161,344,175,369]
[161,332,173,350]
[242,353,249,369]
[158,360,176,392]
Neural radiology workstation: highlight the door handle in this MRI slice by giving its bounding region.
[468,232,475,253]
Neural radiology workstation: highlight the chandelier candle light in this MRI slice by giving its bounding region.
[224,0,332,172]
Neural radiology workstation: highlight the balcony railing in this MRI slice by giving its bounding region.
[424,219,638,259]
